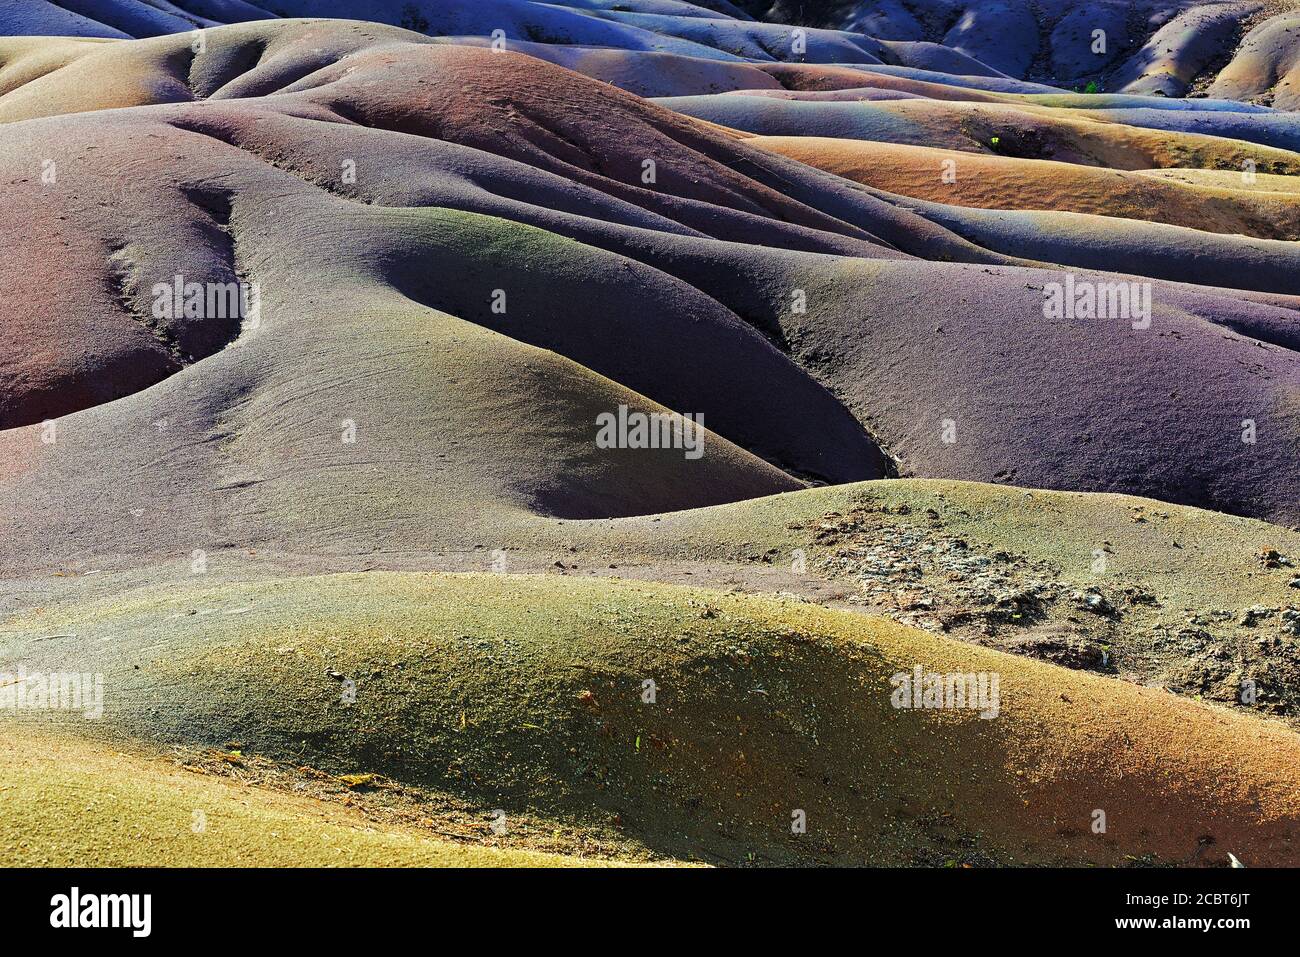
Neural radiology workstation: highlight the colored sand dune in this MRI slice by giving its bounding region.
[2,0,1299,867]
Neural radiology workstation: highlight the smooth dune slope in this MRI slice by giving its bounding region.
[749,135,1300,238]
[656,93,1300,170]
[1,23,1298,528]
[768,0,1300,101]
[3,1,1300,870]
[6,573,1299,866]
[0,728,610,867]
[13,0,1300,105]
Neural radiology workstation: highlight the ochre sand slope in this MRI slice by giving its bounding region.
[749,135,1300,239]
[0,728,611,866]
[6,573,1300,866]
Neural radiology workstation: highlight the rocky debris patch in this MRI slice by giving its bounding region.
[1157,619,1300,720]
[1116,595,1300,719]
[808,505,1123,672]
[804,505,1300,722]
[818,511,1064,631]
[1242,604,1277,626]
[1258,548,1295,569]
[1070,588,1118,618]
[1283,608,1300,636]
[997,623,1116,671]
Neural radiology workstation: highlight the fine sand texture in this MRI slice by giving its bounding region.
[2,1,1299,868]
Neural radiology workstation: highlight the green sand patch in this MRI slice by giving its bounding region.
[0,728,608,867]
[7,571,1300,866]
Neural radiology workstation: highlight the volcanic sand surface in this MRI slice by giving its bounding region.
[0,727,612,867]
[3,6,1300,869]
[12,0,1300,108]
[749,135,1300,238]
[2,26,1298,525]
[5,572,1299,866]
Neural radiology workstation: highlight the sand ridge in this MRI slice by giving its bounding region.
[2,0,1299,869]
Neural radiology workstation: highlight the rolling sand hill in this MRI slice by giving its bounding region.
[759,0,1300,103]
[1,1,1299,867]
